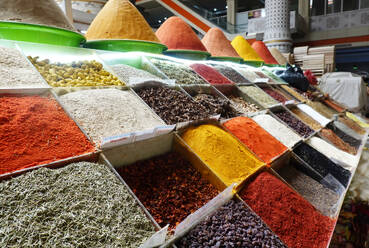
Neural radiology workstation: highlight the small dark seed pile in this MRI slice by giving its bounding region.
[176,199,287,248]
[212,65,251,84]
[117,152,218,230]
[277,162,340,217]
[327,123,362,149]
[274,110,314,138]
[293,142,351,187]
[136,86,210,124]
[193,94,240,119]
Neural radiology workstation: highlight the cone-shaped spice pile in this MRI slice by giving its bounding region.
[201,28,240,57]
[0,0,75,31]
[86,0,159,42]
[269,47,288,65]
[231,35,263,61]
[251,41,279,64]
[156,16,207,51]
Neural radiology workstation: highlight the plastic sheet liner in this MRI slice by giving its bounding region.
[320,72,368,113]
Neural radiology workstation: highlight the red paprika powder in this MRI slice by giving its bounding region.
[251,41,279,64]
[190,63,234,85]
[223,117,287,163]
[0,95,95,175]
[239,172,336,248]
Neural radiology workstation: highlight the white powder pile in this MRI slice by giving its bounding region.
[111,64,160,85]
[59,89,165,145]
[236,68,258,82]
[0,0,75,31]
[0,46,47,88]
[297,104,330,126]
[307,137,358,171]
[252,114,301,148]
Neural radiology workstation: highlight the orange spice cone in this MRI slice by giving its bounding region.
[251,41,279,64]
[86,0,159,42]
[201,28,240,57]
[156,16,207,51]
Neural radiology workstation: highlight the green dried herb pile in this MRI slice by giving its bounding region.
[0,162,155,247]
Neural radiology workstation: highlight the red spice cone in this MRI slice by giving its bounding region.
[201,28,240,57]
[251,41,279,64]
[156,16,207,51]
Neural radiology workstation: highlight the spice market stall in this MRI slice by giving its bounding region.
[0,2,368,247]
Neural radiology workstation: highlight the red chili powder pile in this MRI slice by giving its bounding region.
[0,95,95,175]
[156,16,207,51]
[190,63,234,85]
[223,117,287,163]
[239,172,336,248]
[251,41,279,64]
[201,28,240,57]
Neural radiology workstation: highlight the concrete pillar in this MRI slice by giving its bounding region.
[298,0,310,30]
[264,0,292,53]
[227,0,237,32]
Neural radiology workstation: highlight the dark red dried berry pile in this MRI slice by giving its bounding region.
[117,152,218,230]
[262,87,288,103]
[176,199,287,248]
[274,110,314,138]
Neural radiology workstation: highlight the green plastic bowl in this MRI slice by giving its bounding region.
[84,39,167,54]
[209,56,243,63]
[164,50,210,60]
[0,21,85,47]
[242,60,264,67]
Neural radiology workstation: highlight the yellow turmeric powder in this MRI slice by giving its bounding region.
[181,124,264,186]
[231,36,264,62]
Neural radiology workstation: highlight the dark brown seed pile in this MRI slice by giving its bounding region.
[193,94,240,119]
[176,199,287,248]
[136,86,210,124]
[212,65,251,84]
[117,152,218,230]
[274,110,314,138]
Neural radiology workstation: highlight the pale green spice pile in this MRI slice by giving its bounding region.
[0,162,155,247]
